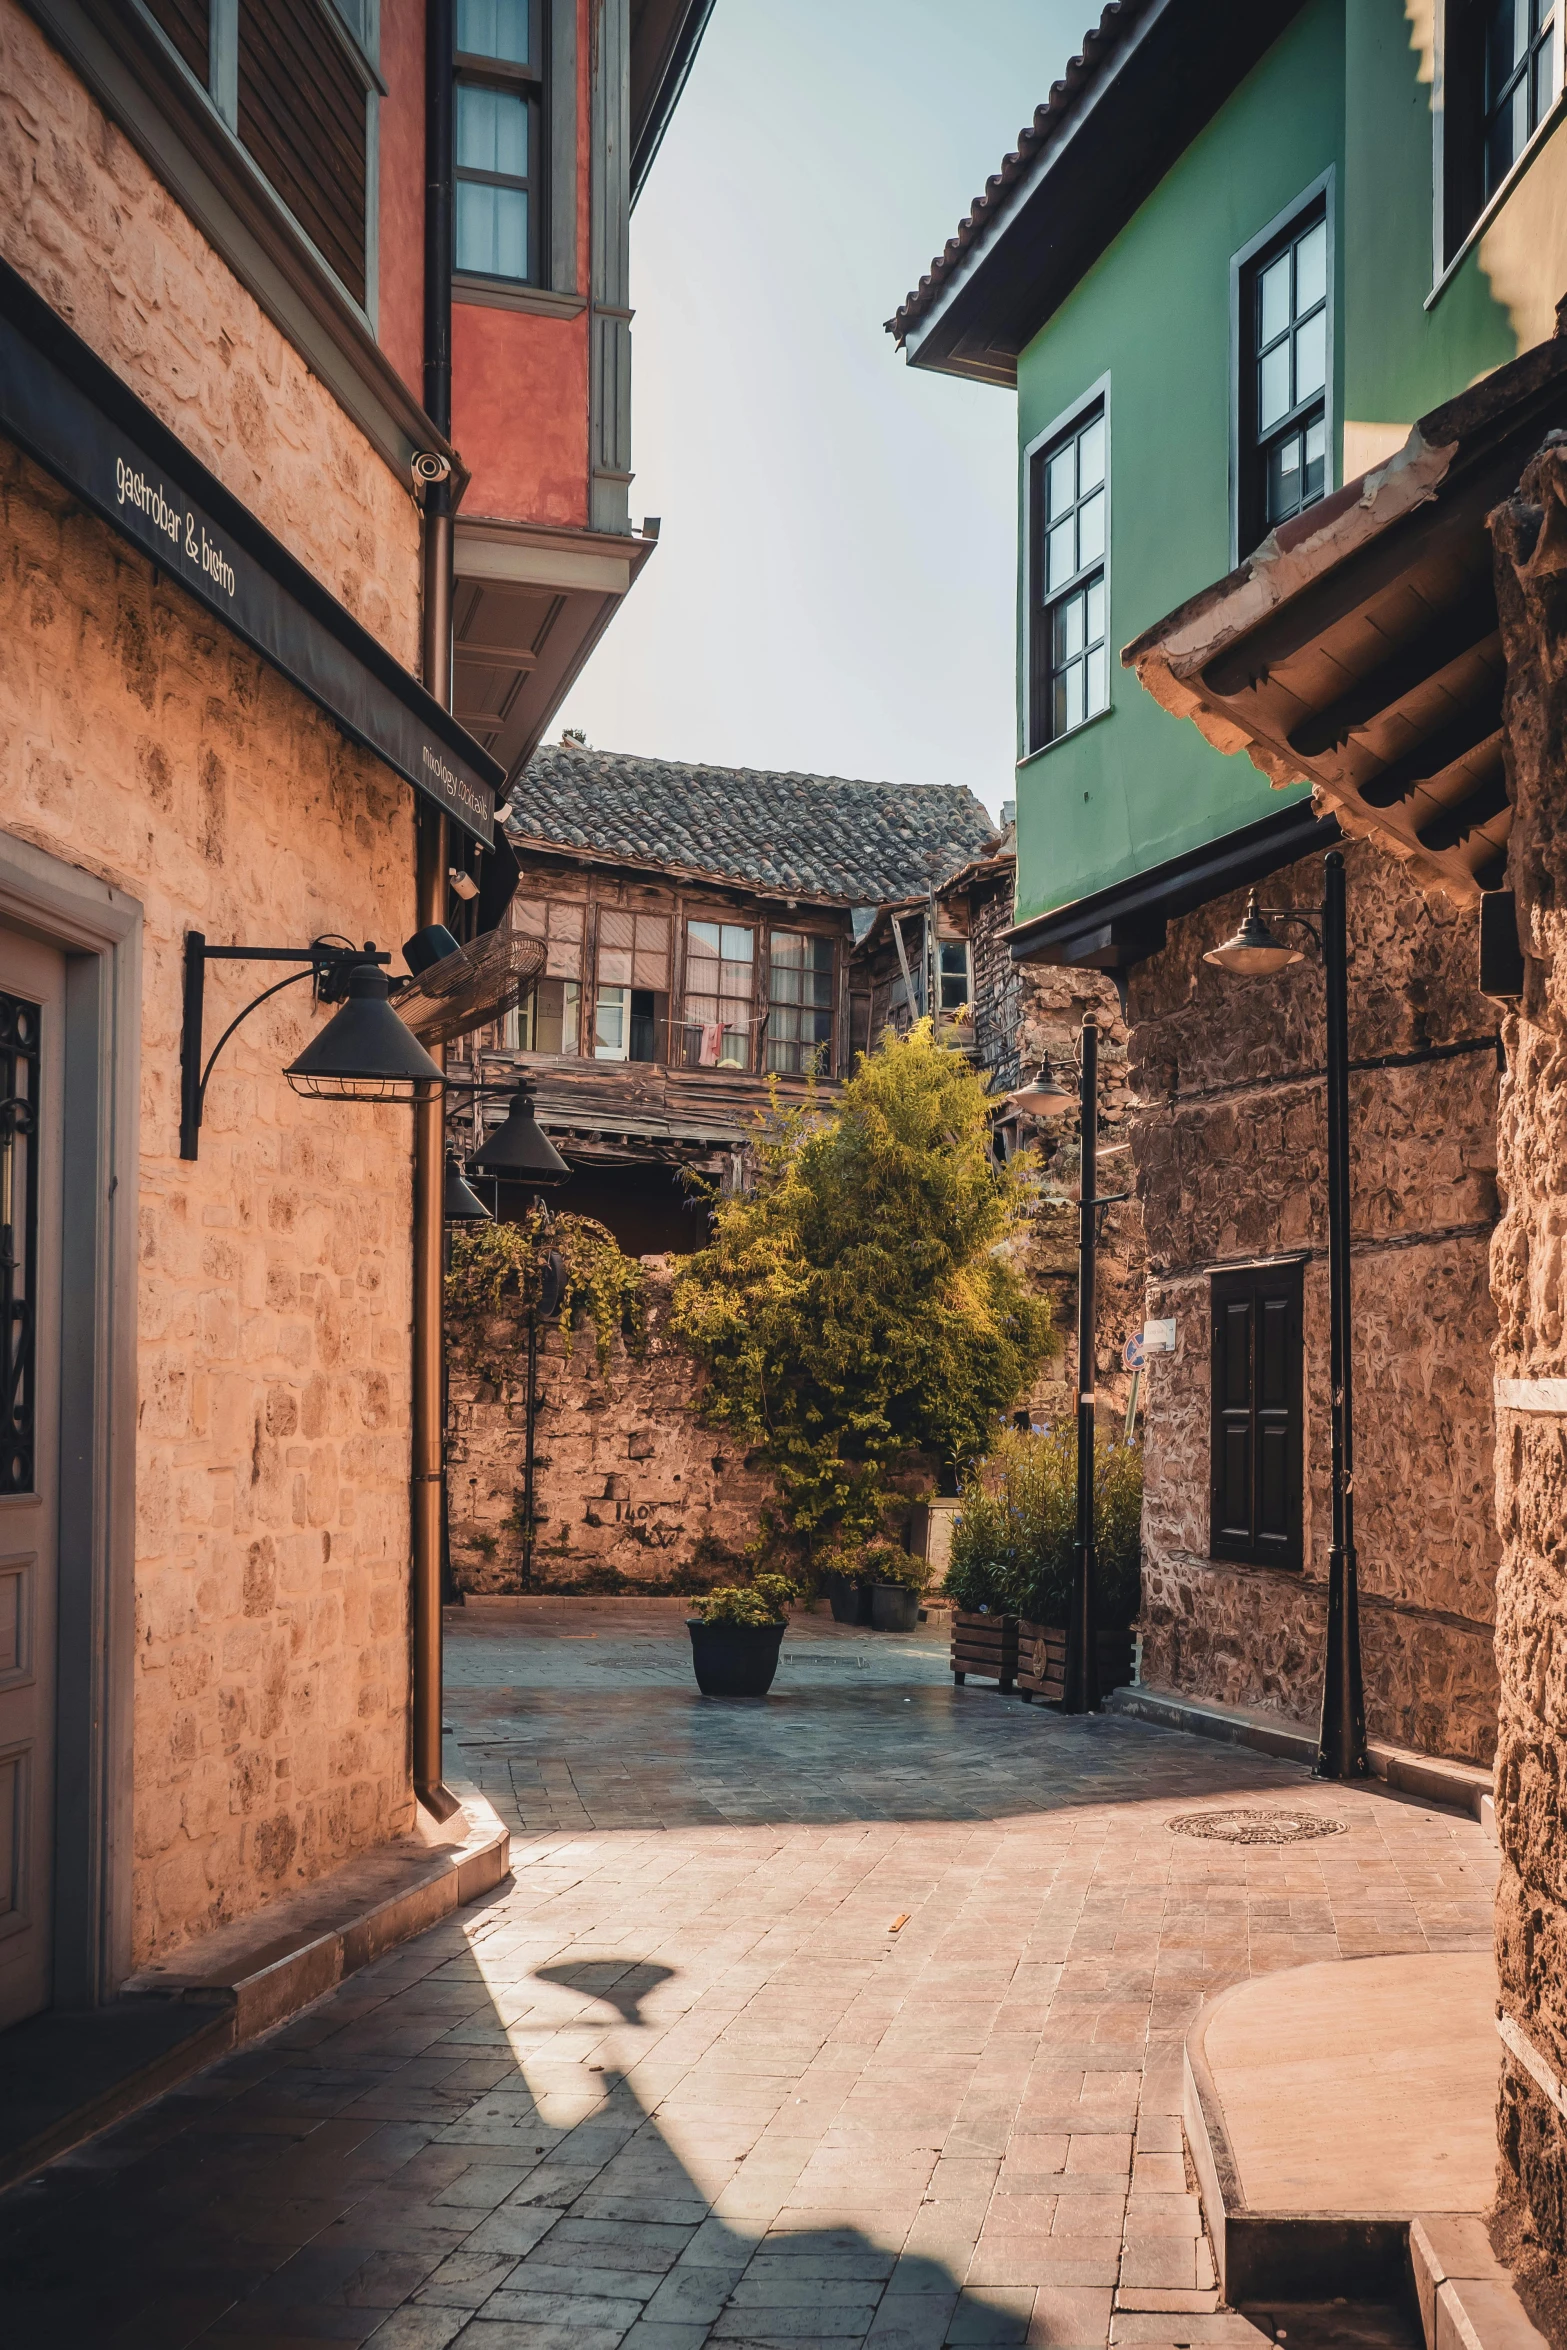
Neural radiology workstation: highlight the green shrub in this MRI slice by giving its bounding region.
[692,1573,799,1627]
[671,1021,1052,1548]
[944,1427,1143,1626]
[856,1543,926,1591]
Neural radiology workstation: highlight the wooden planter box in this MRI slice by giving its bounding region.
[950,1610,1019,1691]
[1017,1621,1136,1705]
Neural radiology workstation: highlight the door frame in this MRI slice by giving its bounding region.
[0,830,140,2008]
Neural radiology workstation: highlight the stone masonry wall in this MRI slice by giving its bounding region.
[0,0,421,668]
[447,1261,776,1592]
[1485,445,1567,2335]
[1127,836,1501,1765]
[3,437,419,1965]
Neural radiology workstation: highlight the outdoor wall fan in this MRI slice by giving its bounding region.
[395,923,546,1050]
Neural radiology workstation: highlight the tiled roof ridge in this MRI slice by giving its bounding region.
[886,2,1146,347]
[520,743,984,799]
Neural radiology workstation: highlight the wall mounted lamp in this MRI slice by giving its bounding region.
[443,1157,493,1222]
[467,1077,569,1185]
[180,934,443,1160]
[1009,1052,1075,1116]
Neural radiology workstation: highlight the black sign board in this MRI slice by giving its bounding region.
[0,258,498,846]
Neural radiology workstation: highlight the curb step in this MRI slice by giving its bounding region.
[1104,1686,1495,1827]
[1411,2218,1550,2350]
[0,1779,509,2194]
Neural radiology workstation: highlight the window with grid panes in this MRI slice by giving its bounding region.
[937,940,970,1014]
[455,0,544,284]
[1030,407,1107,752]
[1444,0,1562,256]
[594,910,670,1064]
[766,934,834,1075]
[1242,208,1328,551]
[684,922,754,1070]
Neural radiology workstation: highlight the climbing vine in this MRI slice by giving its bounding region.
[446,1210,647,1379]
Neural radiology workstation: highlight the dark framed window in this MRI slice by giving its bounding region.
[455,0,545,285]
[1239,205,1328,553]
[766,933,834,1076]
[1443,0,1561,259]
[1210,1260,1303,1571]
[1028,404,1107,754]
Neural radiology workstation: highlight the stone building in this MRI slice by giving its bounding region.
[0,0,707,2047]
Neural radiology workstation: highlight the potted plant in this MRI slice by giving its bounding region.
[952,1427,1142,1703]
[687,1575,798,1697]
[943,1517,1018,1691]
[821,1552,874,1626]
[860,1543,926,1632]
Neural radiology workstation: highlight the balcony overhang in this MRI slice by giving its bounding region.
[452,518,656,787]
[1122,334,1567,906]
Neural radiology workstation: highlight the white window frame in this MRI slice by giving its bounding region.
[1021,372,1112,766]
[1431,0,1567,301]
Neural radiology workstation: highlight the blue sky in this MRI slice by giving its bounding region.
[555,1,1092,817]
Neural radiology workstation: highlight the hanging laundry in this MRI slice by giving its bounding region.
[699,1021,724,1066]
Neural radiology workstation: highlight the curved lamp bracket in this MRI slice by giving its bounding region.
[179,931,390,1160]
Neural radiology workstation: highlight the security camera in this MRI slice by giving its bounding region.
[412,451,452,487]
[447,867,480,901]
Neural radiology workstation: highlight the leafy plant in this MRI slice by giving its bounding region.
[856,1543,926,1592]
[945,1426,1143,1626]
[671,1022,1053,1549]
[446,1210,646,1377]
[692,1573,799,1627]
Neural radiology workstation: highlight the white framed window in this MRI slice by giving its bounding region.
[685,921,753,1070]
[1025,379,1111,757]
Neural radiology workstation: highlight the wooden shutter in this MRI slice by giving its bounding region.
[239,0,368,307]
[1209,1261,1303,1570]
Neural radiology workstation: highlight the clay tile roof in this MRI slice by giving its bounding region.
[507,745,999,905]
[886,2,1148,347]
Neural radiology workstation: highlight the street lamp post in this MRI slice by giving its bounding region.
[1065,1012,1101,1716]
[1204,848,1368,1780]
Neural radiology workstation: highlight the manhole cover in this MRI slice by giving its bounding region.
[1166,1807,1347,1845]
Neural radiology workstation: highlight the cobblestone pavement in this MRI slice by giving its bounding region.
[1,1600,1496,2348]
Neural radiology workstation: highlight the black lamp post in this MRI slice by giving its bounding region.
[1204,848,1368,1781]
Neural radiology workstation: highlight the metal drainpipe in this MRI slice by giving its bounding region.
[412,0,458,1820]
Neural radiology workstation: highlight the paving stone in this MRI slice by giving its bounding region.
[0,1607,1499,2350]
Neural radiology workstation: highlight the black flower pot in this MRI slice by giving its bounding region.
[687,1617,786,1697]
[825,1571,873,1626]
[871,1584,921,1633]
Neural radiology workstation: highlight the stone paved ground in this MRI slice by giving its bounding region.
[0,1599,1497,2348]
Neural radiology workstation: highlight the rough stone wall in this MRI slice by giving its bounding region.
[3,437,419,1965]
[1485,446,1567,2335]
[0,0,421,667]
[1127,837,1501,1765]
[965,866,1144,1423]
[447,1261,777,1591]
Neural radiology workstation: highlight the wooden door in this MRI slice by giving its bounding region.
[0,926,62,2028]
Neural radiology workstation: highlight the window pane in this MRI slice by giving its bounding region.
[457,0,531,62]
[771,931,803,970]
[1056,590,1085,662]
[533,977,579,1055]
[1295,219,1327,313]
[720,925,754,964]
[1258,339,1291,431]
[1536,20,1558,123]
[1086,642,1107,715]
[1490,0,1527,88]
[1064,660,1085,731]
[1294,307,1326,402]
[1085,574,1105,646]
[1267,432,1301,524]
[456,179,527,277]
[1047,446,1076,518]
[1077,487,1106,567]
[457,81,528,175]
[1258,254,1290,349]
[1047,517,1076,592]
[1303,414,1326,504]
[689,921,721,956]
[1077,414,1106,493]
[594,985,627,1058]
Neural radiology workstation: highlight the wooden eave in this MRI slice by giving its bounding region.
[504,833,866,917]
[1123,334,1567,906]
[896,0,1308,387]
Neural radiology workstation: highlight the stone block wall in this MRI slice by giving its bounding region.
[447,1260,776,1591]
[0,1,421,669]
[1126,836,1501,1764]
[3,443,419,1959]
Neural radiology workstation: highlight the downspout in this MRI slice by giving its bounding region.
[413,0,459,1820]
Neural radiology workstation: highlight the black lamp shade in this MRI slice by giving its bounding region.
[285,964,444,1101]
[1010,1054,1074,1115]
[1203,890,1303,977]
[444,1160,493,1221]
[471,1081,569,1183]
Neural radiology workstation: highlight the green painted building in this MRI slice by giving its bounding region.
[890,0,1561,943]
